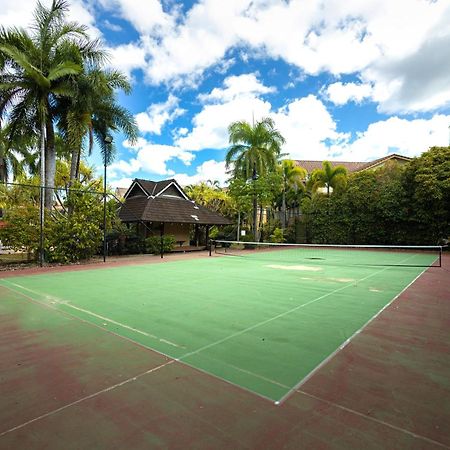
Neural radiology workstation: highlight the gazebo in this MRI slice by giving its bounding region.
[118,178,231,250]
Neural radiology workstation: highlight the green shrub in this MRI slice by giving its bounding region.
[145,235,175,254]
[240,233,257,249]
[46,189,106,263]
[269,227,285,243]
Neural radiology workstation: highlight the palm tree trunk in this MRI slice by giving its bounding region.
[0,159,7,183]
[39,121,46,266]
[44,119,56,209]
[253,193,258,241]
[69,147,79,185]
[259,204,263,240]
[281,188,286,230]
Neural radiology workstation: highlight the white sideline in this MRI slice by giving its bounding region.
[0,361,174,437]
[276,262,428,405]
[1,280,183,349]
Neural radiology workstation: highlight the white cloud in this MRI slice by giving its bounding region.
[199,73,275,103]
[141,1,246,86]
[329,114,450,161]
[114,0,449,113]
[174,160,228,187]
[135,94,185,135]
[274,95,349,160]
[323,82,373,106]
[176,97,272,151]
[109,177,134,188]
[107,43,147,79]
[0,0,101,37]
[96,0,174,35]
[176,74,274,151]
[110,139,195,177]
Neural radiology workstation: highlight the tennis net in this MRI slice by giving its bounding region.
[212,240,443,267]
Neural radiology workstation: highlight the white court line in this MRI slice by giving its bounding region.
[0,254,432,411]
[0,280,184,349]
[0,360,175,438]
[276,262,428,405]
[298,390,450,449]
[176,257,417,365]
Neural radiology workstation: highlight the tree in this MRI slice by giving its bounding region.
[57,68,138,184]
[0,0,103,207]
[0,122,35,181]
[185,182,235,217]
[311,161,348,196]
[401,146,450,243]
[278,159,306,230]
[226,117,285,240]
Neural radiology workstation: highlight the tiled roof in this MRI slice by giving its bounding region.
[295,160,366,173]
[295,154,411,173]
[357,154,411,171]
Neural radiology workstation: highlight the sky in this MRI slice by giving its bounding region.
[2,0,450,187]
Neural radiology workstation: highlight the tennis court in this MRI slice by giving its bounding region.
[0,243,442,403]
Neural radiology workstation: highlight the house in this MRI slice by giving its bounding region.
[295,153,412,175]
[118,178,231,248]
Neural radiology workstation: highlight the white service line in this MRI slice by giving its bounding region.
[275,257,428,405]
[177,256,417,365]
[1,280,183,349]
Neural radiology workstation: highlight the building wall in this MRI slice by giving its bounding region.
[164,223,190,246]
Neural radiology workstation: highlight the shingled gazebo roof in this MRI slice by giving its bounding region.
[118,178,231,225]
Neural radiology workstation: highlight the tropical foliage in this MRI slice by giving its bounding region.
[311,161,348,196]
[301,147,450,245]
[0,0,137,205]
[226,117,285,240]
[185,181,235,217]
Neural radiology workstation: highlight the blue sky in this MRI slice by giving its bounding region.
[2,0,450,186]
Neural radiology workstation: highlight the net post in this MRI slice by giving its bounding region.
[439,246,442,268]
[209,239,213,256]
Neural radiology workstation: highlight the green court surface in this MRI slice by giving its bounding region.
[0,248,437,402]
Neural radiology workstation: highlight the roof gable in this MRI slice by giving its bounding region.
[124,178,190,201]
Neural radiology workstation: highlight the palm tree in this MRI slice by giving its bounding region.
[57,68,138,184]
[0,0,104,208]
[226,117,285,179]
[279,160,307,230]
[226,117,285,240]
[311,161,348,196]
[0,121,35,182]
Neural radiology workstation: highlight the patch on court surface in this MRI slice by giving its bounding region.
[266,264,322,271]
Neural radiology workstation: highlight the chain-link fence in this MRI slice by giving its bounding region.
[0,181,117,268]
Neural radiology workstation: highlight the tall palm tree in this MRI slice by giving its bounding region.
[279,159,307,230]
[226,117,285,240]
[0,0,104,208]
[57,68,138,184]
[311,161,348,196]
[226,117,285,180]
[0,121,35,182]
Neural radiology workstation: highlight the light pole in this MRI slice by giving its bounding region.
[103,135,113,262]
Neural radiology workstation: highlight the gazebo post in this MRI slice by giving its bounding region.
[205,225,210,250]
[194,223,199,247]
[160,222,165,258]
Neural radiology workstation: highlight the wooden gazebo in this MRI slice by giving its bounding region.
[118,178,231,250]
